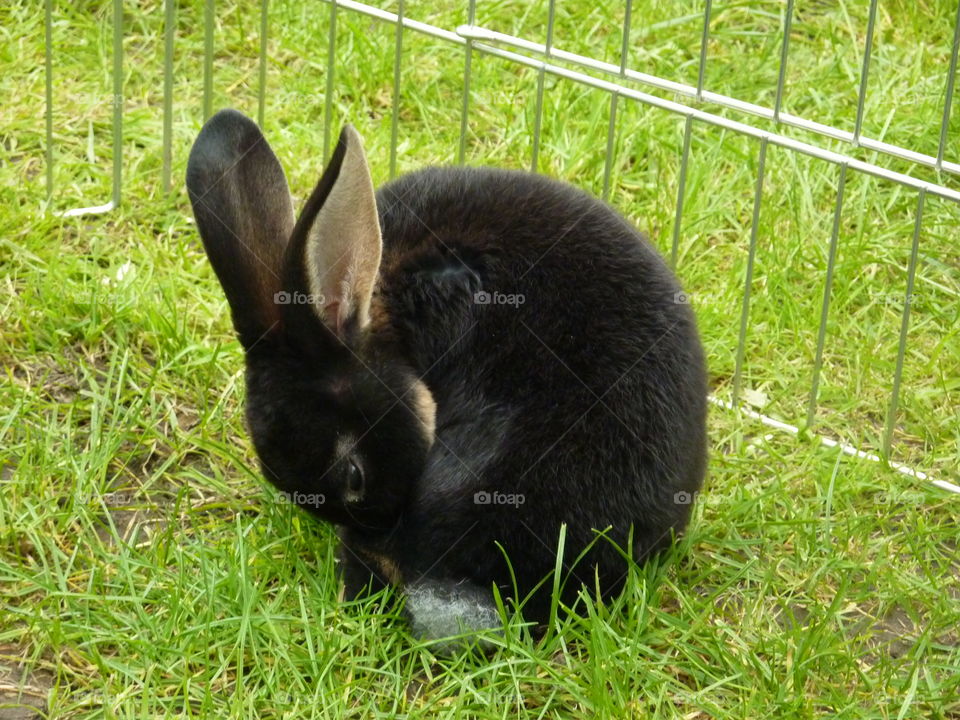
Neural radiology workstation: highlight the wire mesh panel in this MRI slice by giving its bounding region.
[40,0,960,490]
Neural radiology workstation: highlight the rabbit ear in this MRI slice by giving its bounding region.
[288,125,383,338]
[186,109,294,349]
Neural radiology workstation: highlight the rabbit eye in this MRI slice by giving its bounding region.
[343,457,365,501]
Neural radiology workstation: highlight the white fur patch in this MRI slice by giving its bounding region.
[405,579,502,652]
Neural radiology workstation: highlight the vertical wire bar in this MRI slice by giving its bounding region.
[852,0,878,145]
[670,115,694,268]
[257,0,269,128]
[111,0,122,207]
[696,0,712,102]
[732,137,767,408]
[458,0,477,164]
[203,0,214,121]
[602,98,619,200]
[936,2,960,171]
[389,0,404,179]
[162,0,175,194]
[324,0,337,162]
[806,163,848,429]
[773,0,794,123]
[530,0,557,173]
[882,189,925,459]
[44,0,53,205]
[602,0,632,200]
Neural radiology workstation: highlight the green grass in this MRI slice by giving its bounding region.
[1,0,959,717]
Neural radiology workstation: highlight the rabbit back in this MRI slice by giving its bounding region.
[363,167,707,622]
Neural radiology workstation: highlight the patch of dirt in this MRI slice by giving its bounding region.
[0,649,53,720]
[856,605,919,661]
[92,505,166,547]
[83,468,185,547]
[845,602,959,666]
[7,355,80,405]
[773,600,811,630]
[767,596,958,668]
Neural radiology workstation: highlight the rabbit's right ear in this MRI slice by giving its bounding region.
[186,109,295,349]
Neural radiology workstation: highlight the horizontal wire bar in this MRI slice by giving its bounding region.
[469,52,960,202]
[707,396,958,495]
[453,23,960,178]
[58,201,117,218]
[310,3,960,196]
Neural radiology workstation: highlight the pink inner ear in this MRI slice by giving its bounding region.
[324,299,343,336]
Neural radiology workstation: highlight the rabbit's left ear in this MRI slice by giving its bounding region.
[287,125,382,338]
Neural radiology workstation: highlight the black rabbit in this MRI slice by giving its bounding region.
[186,109,707,642]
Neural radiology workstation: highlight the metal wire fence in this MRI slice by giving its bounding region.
[41,0,960,493]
